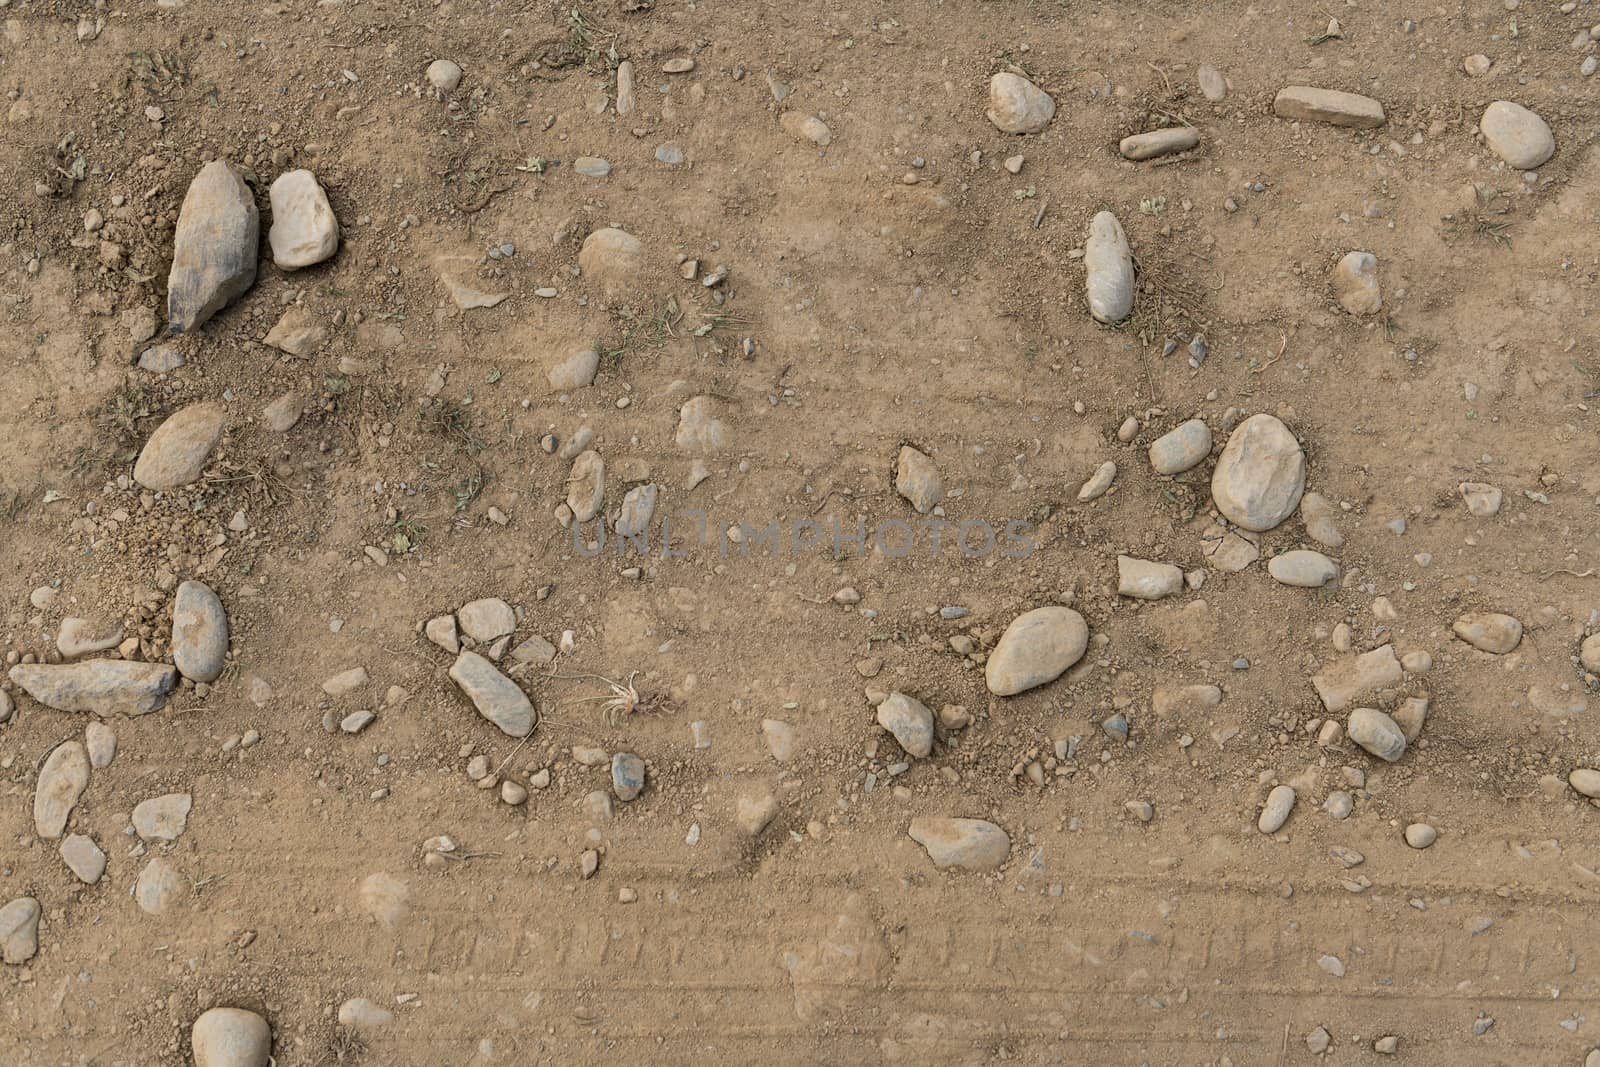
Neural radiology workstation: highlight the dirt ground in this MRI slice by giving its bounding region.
[4,0,1600,1062]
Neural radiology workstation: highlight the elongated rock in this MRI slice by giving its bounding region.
[1117,556,1182,600]
[1078,460,1116,502]
[1268,550,1339,588]
[985,606,1088,696]
[172,580,228,682]
[1479,101,1555,169]
[1273,86,1385,128]
[167,161,259,333]
[1084,211,1134,324]
[1347,707,1406,762]
[1210,414,1305,531]
[34,741,90,838]
[615,483,658,538]
[268,169,338,270]
[567,450,605,523]
[1149,419,1211,475]
[909,817,1010,871]
[9,660,178,716]
[1569,769,1600,799]
[0,897,40,964]
[986,72,1054,134]
[895,445,943,514]
[1453,612,1522,654]
[448,651,535,737]
[57,617,123,659]
[1119,127,1198,160]
[1258,785,1296,833]
[192,1007,272,1067]
[1311,644,1402,712]
[876,692,934,758]
[134,402,226,490]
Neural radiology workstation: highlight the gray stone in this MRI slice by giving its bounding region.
[1084,211,1134,324]
[876,692,934,758]
[986,72,1054,134]
[1311,644,1402,712]
[1570,769,1600,798]
[1117,556,1183,600]
[1078,460,1116,502]
[546,346,599,390]
[1333,251,1381,315]
[167,161,259,333]
[191,1007,272,1067]
[509,635,557,666]
[448,651,536,737]
[908,817,1011,871]
[138,345,186,373]
[1210,414,1305,532]
[60,833,107,883]
[56,617,123,659]
[566,450,605,522]
[1347,707,1407,762]
[34,741,90,839]
[1119,127,1199,161]
[1404,823,1437,849]
[762,718,797,762]
[1393,696,1429,742]
[267,169,338,270]
[654,142,685,165]
[134,401,226,490]
[321,666,369,696]
[1273,86,1385,128]
[1300,492,1344,548]
[1258,784,1296,833]
[425,615,459,653]
[1453,612,1522,654]
[1459,482,1502,517]
[457,598,515,643]
[1148,419,1212,474]
[1268,550,1339,588]
[1200,523,1260,571]
[611,752,646,802]
[985,606,1089,696]
[615,62,636,115]
[85,721,116,767]
[132,793,192,840]
[340,710,375,734]
[573,157,612,178]
[1197,64,1227,101]
[675,396,730,453]
[780,112,833,146]
[1582,633,1600,673]
[10,660,177,716]
[1479,100,1555,169]
[578,227,645,299]
[615,484,658,538]
[172,580,228,682]
[426,59,462,91]
[895,445,943,513]
[0,897,40,964]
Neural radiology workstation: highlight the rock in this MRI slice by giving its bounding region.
[566,450,605,522]
[1324,791,1353,819]
[986,72,1054,134]
[33,741,90,838]
[578,227,645,299]
[762,719,797,762]
[1374,1036,1399,1055]
[1272,86,1386,128]
[1084,211,1134,324]
[60,833,106,883]
[263,308,326,356]
[134,401,226,490]
[435,257,507,309]
[1258,785,1296,833]
[426,59,462,91]
[457,597,515,643]
[573,157,612,178]
[546,345,599,390]
[616,483,658,538]
[985,606,1089,696]
[1306,1027,1331,1054]
[139,345,186,373]
[1479,100,1555,169]
[615,61,636,115]
[1332,251,1381,315]
[1200,523,1259,571]
[1347,707,1407,762]
[1117,556,1183,600]
[192,1007,272,1067]
[358,872,408,927]
[172,580,228,682]
[1453,612,1522,654]
[267,170,337,270]
[1197,64,1227,101]
[1404,823,1438,849]
[1569,769,1600,798]
[448,651,535,737]
[1463,53,1492,77]
[908,817,1010,871]
[56,617,123,659]
[85,721,116,767]
[1459,482,1502,517]
[611,752,646,801]
[1210,414,1306,531]
[425,615,459,653]
[1583,633,1600,673]
[510,635,557,666]
[779,112,832,146]
[675,396,730,453]
[895,445,943,513]
[1311,644,1402,712]
[736,793,780,836]
[1119,127,1199,160]
[500,780,527,805]
[1078,461,1116,502]
[10,660,177,716]
[1300,492,1344,548]
[1392,696,1429,742]
[135,856,186,914]
[876,692,934,758]
[167,161,259,333]
[0,898,40,964]
[1268,550,1339,588]
[338,998,393,1033]
[263,392,302,432]
[133,793,192,840]
[1148,419,1212,474]
[1152,684,1222,716]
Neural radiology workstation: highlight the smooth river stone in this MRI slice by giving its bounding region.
[986,72,1055,134]
[134,402,226,490]
[1479,100,1555,169]
[1148,419,1212,475]
[1210,413,1305,532]
[909,817,1011,871]
[1084,210,1134,324]
[984,606,1088,696]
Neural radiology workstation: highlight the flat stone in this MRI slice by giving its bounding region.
[509,635,557,665]
[191,1007,272,1067]
[986,72,1055,134]
[1210,414,1306,531]
[1084,210,1134,324]
[1459,482,1502,517]
[762,718,797,762]
[60,833,106,883]
[338,998,393,1033]
[1479,100,1555,169]
[1453,612,1522,654]
[615,483,658,538]
[1148,419,1212,474]
[615,61,636,114]
[611,752,646,801]
[1197,64,1228,101]
[1311,644,1402,712]
[132,793,192,840]
[1258,785,1296,833]
[435,256,507,310]
[1347,707,1407,762]
[268,169,337,270]
[578,227,645,300]
[1117,556,1183,600]
[425,615,459,653]
[736,793,780,836]
[34,741,89,839]
[448,651,536,737]
[908,817,1011,871]
[167,161,259,333]
[675,396,730,453]
[134,401,226,490]
[1078,460,1116,502]
[85,721,116,767]
[1273,85,1386,128]
[546,346,599,390]
[1300,492,1344,548]
[876,692,934,758]
[457,597,515,643]
[0,897,40,964]
[1570,769,1600,798]
[172,580,228,682]
[895,445,943,513]
[56,617,123,659]
[263,307,327,356]
[1333,251,1381,315]
[1152,684,1222,716]
[1119,127,1199,160]
[566,450,605,522]
[780,112,832,146]
[321,666,368,696]
[1268,550,1339,588]
[1200,523,1260,571]
[1393,696,1429,741]
[263,391,302,432]
[10,661,177,716]
[573,157,612,178]
[985,606,1089,696]
[139,345,186,373]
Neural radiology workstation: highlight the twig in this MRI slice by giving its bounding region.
[1540,567,1597,581]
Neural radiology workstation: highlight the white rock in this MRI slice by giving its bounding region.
[85,722,116,767]
[1459,482,1502,517]
[268,170,338,270]
[546,346,599,391]
[132,793,192,840]
[1077,461,1116,502]
[1312,645,1402,712]
[60,834,106,883]
[426,59,462,91]
[1452,612,1522,654]
[1347,707,1407,762]
[1268,550,1339,588]
[34,741,90,839]
[1479,100,1555,169]
[578,227,645,300]
[166,161,259,333]
[135,856,186,914]
[1258,785,1296,833]
[876,692,934,758]
[457,597,515,643]
[1404,823,1437,849]
[895,445,943,513]
[985,606,1089,696]
[191,1007,272,1067]
[986,72,1055,134]
[1116,556,1183,600]
[1084,211,1134,324]
[566,450,605,522]
[1273,85,1385,128]
[0,897,40,964]
[908,817,1010,870]
[134,402,226,490]
[1119,127,1198,160]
